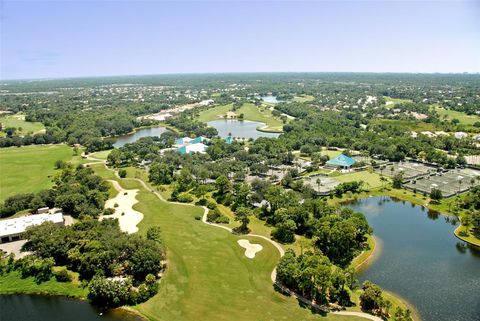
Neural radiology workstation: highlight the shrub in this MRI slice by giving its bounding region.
[103,208,115,215]
[118,169,127,178]
[177,192,194,203]
[206,201,217,210]
[206,208,229,224]
[54,268,72,282]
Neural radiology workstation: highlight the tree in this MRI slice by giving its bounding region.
[271,219,296,243]
[215,175,231,195]
[88,276,133,308]
[146,226,162,243]
[470,211,480,237]
[392,173,403,189]
[148,162,174,185]
[360,281,384,312]
[430,188,442,201]
[234,207,252,233]
[118,169,127,178]
[316,178,323,192]
[107,149,124,167]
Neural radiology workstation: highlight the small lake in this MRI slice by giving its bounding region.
[207,119,280,140]
[0,294,143,321]
[348,197,480,321]
[261,95,279,104]
[113,127,167,148]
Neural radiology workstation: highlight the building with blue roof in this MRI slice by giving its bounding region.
[175,137,191,146]
[224,136,234,144]
[190,136,207,144]
[174,136,208,146]
[326,154,356,169]
[176,143,208,155]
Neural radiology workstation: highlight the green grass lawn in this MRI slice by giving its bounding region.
[93,167,363,321]
[454,225,480,247]
[293,95,315,103]
[434,106,480,126]
[197,104,233,122]
[371,118,439,132]
[383,96,412,108]
[197,103,285,132]
[89,149,112,160]
[0,144,73,202]
[0,114,45,136]
[321,148,343,159]
[333,171,383,189]
[0,270,87,298]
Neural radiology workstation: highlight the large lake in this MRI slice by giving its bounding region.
[113,127,167,148]
[207,119,280,139]
[0,294,143,321]
[349,197,480,321]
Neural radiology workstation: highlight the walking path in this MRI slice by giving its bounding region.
[101,164,381,321]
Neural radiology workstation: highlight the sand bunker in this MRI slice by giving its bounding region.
[237,239,263,259]
[100,181,143,234]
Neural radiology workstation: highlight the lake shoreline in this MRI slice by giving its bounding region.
[454,225,480,247]
[348,196,480,321]
[0,291,147,321]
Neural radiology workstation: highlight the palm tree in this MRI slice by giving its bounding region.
[379,165,385,176]
[316,178,323,192]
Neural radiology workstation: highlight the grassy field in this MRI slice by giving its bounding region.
[293,95,315,103]
[434,106,480,126]
[383,96,412,108]
[91,165,363,321]
[0,144,73,202]
[197,103,285,132]
[321,148,343,159]
[333,171,383,189]
[0,270,87,298]
[89,149,112,160]
[0,114,45,136]
[370,118,439,132]
[197,104,233,123]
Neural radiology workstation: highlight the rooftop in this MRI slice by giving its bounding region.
[326,154,356,167]
[0,212,64,237]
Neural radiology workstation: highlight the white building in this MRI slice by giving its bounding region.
[454,132,468,139]
[177,143,208,154]
[0,212,64,243]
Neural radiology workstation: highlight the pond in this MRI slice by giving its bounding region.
[207,119,280,140]
[261,95,279,104]
[348,197,480,321]
[0,294,143,321]
[113,127,167,148]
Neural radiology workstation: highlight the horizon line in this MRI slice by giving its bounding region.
[2,70,480,82]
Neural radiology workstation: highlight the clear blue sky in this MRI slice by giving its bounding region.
[2,1,479,79]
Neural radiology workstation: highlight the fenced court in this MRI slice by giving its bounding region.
[404,168,480,198]
[302,175,340,194]
[375,161,436,180]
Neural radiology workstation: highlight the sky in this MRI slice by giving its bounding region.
[1,0,480,80]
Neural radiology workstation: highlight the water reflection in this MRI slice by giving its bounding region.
[348,197,480,321]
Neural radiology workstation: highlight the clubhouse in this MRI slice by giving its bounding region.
[0,208,64,244]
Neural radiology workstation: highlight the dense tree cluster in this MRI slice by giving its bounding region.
[19,220,165,307]
[276,249,356,306]
[359,281,413,320]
